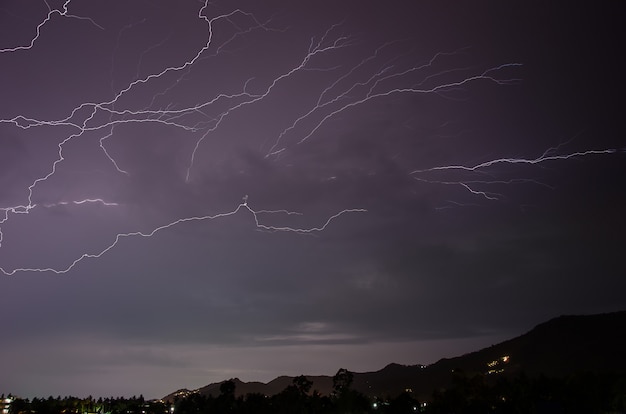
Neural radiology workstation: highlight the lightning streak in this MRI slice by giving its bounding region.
[0,203,365,275]
[0,0,103,53]
[409,148,616,203]
[265,63,524,157]
[0,1,618,275]
[410,149,617,174]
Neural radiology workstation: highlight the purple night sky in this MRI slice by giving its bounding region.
[1,0,625,399]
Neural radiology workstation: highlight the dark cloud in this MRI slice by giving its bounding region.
[1,0,625,399]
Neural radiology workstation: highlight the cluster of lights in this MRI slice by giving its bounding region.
[372,397,427,411]
[1,397,13,414]
[172,390,198,399]
[486,355,510,374]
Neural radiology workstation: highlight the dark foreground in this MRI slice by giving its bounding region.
[5,369,626,414]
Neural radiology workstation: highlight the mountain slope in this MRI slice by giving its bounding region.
[163,311,626,401]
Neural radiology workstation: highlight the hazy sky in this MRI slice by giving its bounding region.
[1,0,624,399]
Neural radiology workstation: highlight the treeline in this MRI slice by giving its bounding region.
[427,370,626,414]
[172,368,376,414]
[170,370,626,414]
[5,394,167,414]
[6,369,626,414]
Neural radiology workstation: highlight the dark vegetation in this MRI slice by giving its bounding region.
[5,370,626,414]
[5,311,626,413]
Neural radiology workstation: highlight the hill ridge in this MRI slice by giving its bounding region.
[163,310,626,401]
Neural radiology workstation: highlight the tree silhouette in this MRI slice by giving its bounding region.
[293,375,313,395]
[332,368,354,396]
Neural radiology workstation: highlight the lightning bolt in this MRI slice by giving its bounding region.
[410,148,617,174]
[0,201,365,276]
[0,1,618,276]
[410,147,616,204]
[0,0,103,53]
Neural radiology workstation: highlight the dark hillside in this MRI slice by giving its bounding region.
[163,311,626,402]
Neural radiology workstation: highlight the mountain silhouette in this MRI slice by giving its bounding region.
[163,311,626,402]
